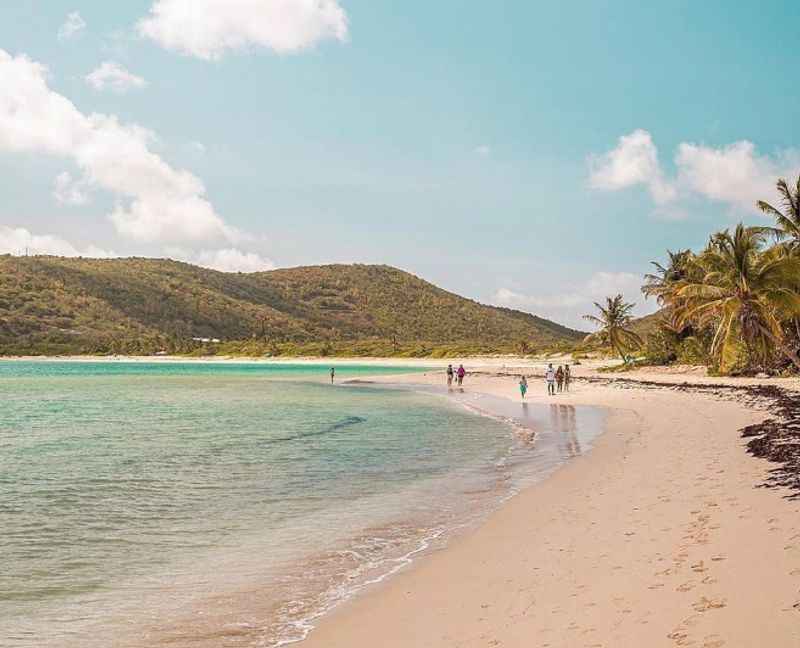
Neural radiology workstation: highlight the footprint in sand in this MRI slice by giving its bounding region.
[681,614,701,628]
[789,568,800,576]
[701,575,718,585]
[710,555,726,562]
[702,635,726,647]
[677,581,695,592]
[691,561,708,573]
[667,631,694,646]
[692,597,727,612]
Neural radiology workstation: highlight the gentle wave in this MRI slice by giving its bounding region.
[265,415,368,444]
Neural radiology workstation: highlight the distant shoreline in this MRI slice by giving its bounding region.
[0,354,575,369]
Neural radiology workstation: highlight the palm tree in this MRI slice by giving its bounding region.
[757,175,800,342]
[758,176,800,247]
[583,294,642,362]
[642,249,695,305]
[674,224,800,371]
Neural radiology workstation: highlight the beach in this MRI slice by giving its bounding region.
[3,358,800,647]
[300,365,800,648]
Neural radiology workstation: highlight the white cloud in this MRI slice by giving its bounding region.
[165,246,275,272]
[189,141,207,154]
[53,171,90,206]
[0,226,113,258]
[474,145,491,156]
[0,49,239,246]
[588,129,676,204]
[137,0,349,60]
[194,248,275,272]
[589,129,800,216]
[58,12,86,41]
[676,140,800,213]
[493,271,650,330]
[0,227,273,273]
[85,62,148,93]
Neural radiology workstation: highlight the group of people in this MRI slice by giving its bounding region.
[446,364,466,387]
[519,363,571,398]
[445,362,571,399]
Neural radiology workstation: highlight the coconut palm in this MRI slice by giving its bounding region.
[642,249,695,305]
[758,176,800,247]
[583,294,642,362]
[674,224,800,371]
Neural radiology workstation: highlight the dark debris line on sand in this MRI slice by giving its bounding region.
[583,377,800,500]
[474,371,800,500]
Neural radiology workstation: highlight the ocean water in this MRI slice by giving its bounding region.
[0,362,604,648]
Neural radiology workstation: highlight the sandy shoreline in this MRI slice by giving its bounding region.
[298,368,800,647]
[0,354,569,370]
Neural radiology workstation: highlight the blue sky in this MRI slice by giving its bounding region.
[1,1,799,328]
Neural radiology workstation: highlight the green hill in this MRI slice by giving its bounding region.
[0,256,583,357]
[629,310,663,339]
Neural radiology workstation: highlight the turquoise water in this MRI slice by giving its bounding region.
[0,362,604,648]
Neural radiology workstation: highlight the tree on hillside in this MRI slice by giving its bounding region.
[758,176,800,247]
[583,294,642,362]
[673,224,800,371]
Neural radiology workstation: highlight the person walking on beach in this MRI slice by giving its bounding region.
[446,364,454,387]
[564,364,571,392]
[545,364,556,396]
[519,375,528,399]
[457,364,466,386]
[330,367,335,384]
[556,366,565,393]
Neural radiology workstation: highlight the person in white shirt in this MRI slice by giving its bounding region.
[545,363,556,396]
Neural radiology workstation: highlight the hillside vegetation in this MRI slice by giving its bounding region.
[0,257,582,357]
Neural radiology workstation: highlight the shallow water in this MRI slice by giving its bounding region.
[0,362,604,647]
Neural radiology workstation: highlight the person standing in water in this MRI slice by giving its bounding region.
[457,364,466,386]
[555,366,565,393]
[330,367,335,384]
[446,364,454,387]
[519,375,528,399]
[545,363,556,396]
[564,364,571,392]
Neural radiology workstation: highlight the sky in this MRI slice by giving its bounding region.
[1,1,799,329]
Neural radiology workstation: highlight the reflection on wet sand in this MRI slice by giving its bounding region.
[550,404,581,457]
